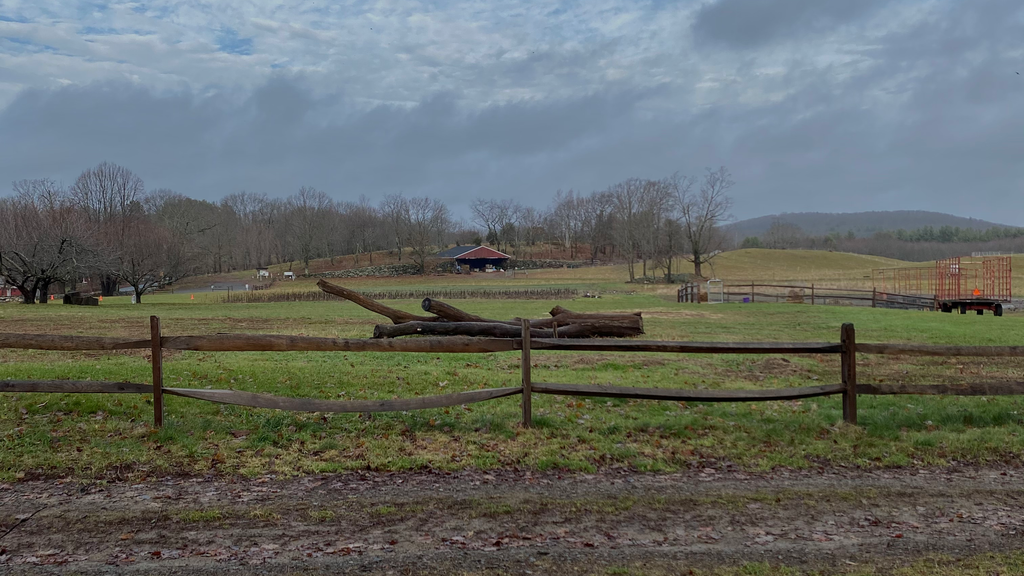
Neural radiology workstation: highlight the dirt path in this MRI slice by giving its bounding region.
[2,466,1023,574]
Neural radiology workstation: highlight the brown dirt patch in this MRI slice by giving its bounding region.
[1,466,1023,574]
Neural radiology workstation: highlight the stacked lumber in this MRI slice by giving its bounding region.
[317,279,643,339]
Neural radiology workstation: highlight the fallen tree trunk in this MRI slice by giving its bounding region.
[373,321,641,339]
[423,298,643,334]
[421,297,494,323]
[550,305,642,319]
[531,313,643,333]
[317,281,643,336]
[318,279,441,324]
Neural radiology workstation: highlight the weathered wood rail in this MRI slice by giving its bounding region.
[679,282,938,310]
[3,318,1024,428]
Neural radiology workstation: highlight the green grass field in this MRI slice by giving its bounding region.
[183,249,1023,299]
[2,279,1024,482]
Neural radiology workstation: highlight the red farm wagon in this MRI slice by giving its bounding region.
[935,256,1012,316]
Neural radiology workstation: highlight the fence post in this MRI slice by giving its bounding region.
[871,289,877,308]
[520,318,532,428]
[150,315,164,428]
[811,283,815,306]
[751,282,755,303]
[841,323,857,425]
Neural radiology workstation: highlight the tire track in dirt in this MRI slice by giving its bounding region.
[2,466,1023,574]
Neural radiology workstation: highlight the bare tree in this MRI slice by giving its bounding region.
[581,191,615,264]
[636,178,676,278]
[610,178,647,282]
[0,179,92,303]
[677,167,734,278]
[379,194,410,261]
[223,191,278,270]
[287,186,332,275]
[549,190,585,259]
[763,219,805,249]
[471,198,518,253]
[657,217,686,282]
[115,216,170,303]
[346,196,383,265]
[405,197,451,273]
[69,162,146,296]
[148,190,218,284]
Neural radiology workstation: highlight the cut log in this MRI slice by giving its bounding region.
[421,297,494,323]
[421,298,643,334]
[376,322,553,339]
[549,305,642,319]
[317,279,441,324]
[531,313,643,333]
[373,321,640,339]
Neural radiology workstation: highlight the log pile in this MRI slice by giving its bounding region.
[317,279,644,339]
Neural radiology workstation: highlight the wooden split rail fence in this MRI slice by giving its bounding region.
[2,317,1024,428]
[678,283,937,310]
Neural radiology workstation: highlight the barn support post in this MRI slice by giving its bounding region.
[841,323,857,425]
[150,315,164,428]
[520,318,532,428]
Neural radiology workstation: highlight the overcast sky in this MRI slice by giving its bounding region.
[0,0,1022,225]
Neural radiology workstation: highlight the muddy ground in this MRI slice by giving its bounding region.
[1,466,1023,575]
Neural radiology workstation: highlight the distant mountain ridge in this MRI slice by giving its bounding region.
[727,211,1011,239]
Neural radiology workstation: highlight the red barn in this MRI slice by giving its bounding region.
[436,245,511,272]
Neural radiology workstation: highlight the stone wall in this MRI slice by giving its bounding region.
[508,259,585,270]
[310,263,424,278]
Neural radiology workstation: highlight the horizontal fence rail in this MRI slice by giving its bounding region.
[679,283,937,311]
[2,317,1023,429]
[224,287,581,304]
[531,382,846,402]
[0,380,154,394]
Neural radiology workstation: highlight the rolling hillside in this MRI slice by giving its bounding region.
[728,211,1009,239]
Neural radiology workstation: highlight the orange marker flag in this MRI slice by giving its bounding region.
[190,294,194,300]
[973,288,981,296]
[98,295,103,301]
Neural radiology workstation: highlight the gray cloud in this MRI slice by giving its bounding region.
[691,0,888,49]
[0,0,1022,226]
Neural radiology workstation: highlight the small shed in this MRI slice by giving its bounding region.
[0,276,20,298]
[256,267,270,279]
[436,245,511,272]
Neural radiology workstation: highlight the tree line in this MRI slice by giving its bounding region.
[740,219,1024,261]
[0,162,735,303]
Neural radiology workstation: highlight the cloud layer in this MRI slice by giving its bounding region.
[0,0,1022,224]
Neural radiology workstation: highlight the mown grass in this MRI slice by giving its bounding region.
[1,290,1023,481]
[171,249,1024,299]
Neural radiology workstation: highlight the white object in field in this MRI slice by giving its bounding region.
[706,279,724,304]
[284,271,295,279]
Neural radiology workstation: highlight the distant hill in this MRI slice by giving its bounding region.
[727,211,1010,239]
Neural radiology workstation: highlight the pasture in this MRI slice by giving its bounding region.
[186,249,1024,295]
[2,279,1024,482]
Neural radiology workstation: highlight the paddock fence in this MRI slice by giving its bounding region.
[223,287,581,304]
[679,282,937,310]
[2,317,1024,428]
